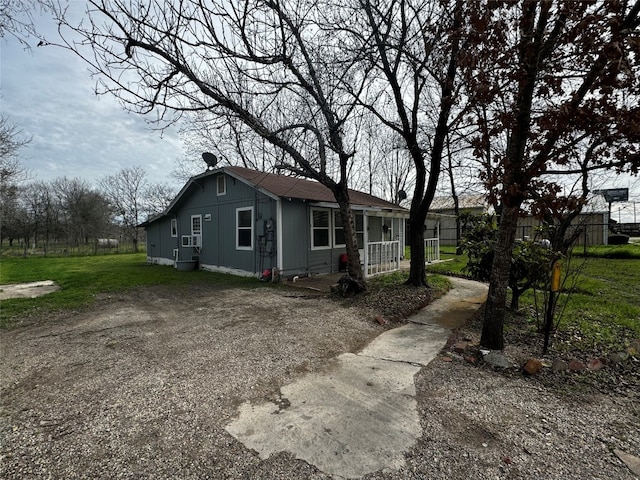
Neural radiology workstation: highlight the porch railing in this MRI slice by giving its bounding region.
[365,240,401,277]
[425,237,440,263]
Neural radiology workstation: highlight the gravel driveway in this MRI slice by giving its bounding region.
[1,283,638,479]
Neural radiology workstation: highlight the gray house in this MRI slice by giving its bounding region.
[143,166,408,278]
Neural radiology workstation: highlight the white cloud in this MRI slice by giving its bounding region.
[0,6,184,189]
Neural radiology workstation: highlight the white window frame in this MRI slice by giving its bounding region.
[190,214,202,251]
[333,211,345,248]
[181,235,193,247]
[236,207,254,250]
[311,208,331,250]
[191,215,202,236]
[170,218,177,237]
[217,175,226,196]
[333,211,365,248]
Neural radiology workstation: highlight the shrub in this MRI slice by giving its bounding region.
[460,214,555,310]
[608,234,630,245]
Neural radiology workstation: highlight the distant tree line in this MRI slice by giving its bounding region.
[1,128,174,255]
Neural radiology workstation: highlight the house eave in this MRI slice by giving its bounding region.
[309,201,408,217]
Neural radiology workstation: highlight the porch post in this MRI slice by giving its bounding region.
[363,212,369,278]
[402,217,406,259]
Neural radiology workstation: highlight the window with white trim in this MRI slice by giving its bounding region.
[311,208,330,250]
[334,211,364,248]
[191,215,202,236]
[170,218,177,237]
[236,207,253,250]
[217,175,226,196]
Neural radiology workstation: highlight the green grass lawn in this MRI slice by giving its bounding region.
[424,244,640,353]
[426,245,468,275]
[0,253,270,327]
[3,247,638,355]
[575,242,640,259]
[525,254,640,353]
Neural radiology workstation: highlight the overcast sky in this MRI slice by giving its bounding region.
[1,4,638,223]
[1,4,185,190]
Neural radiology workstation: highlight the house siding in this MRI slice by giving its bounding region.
[144,167,409,278]
[280,200,310,276]
[152,173,279,274]
[146,217,177,264]
[281,201,363,277]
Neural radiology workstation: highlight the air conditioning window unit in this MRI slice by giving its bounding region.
[182,235,202,248]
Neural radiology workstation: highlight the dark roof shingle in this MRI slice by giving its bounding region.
[227,166,404,211]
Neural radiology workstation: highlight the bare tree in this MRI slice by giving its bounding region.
[49,0,374,279]
[177,112,287,181]
[99,166,148,252]
[336,0,467,286]
[464,1,640,349]
[0,114,31,245]
[143,182,176,217]
[52,177,111,247]
[348,118,414,206]
[0,0,42,47]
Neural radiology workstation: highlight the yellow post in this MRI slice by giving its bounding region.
[551,261,561,292]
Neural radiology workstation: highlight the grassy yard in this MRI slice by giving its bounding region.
[530,253,640,353]
[426,243,640,353]
[3,247,638,355]
[0,253,270,327]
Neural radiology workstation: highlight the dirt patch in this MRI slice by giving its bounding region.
[1,282,638,479]
[0,281,60,300]
[0,283,384,479]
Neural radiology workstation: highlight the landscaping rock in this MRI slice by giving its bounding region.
[568,359,586,372]
[587,358,604,371]
[523,358,544,375]
[609,351,629,364]
[551,359,568,372]
[453,341,469,354]
[484,352,512,369]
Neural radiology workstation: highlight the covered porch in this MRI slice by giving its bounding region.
[364,236,440,278]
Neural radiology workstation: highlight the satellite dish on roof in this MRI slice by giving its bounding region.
[398,190,407,201]
[202,152,218,170]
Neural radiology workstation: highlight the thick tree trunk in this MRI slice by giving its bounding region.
[406,216,427,286]
[481,205,520,350]
[335,192,364,281]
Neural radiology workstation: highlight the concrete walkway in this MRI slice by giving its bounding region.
[225,277,488,479]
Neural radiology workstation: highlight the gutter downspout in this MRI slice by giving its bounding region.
[277,198,284,275]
